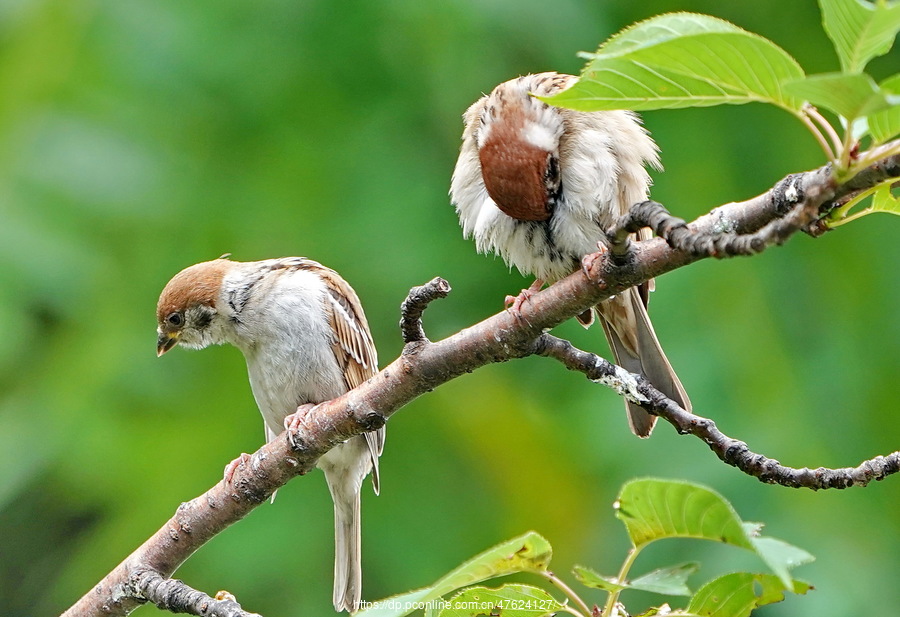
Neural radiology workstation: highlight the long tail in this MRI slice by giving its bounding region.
[597,287,691,437]
[320,436,371,613]
[331,484,362,612]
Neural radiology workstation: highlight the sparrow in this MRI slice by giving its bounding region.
[156,256,383,612]
[450,72,691,436]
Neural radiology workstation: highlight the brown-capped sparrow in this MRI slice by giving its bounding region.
[450,72,691,436]
[156,256,383,612]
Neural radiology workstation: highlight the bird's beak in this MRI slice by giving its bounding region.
[157,331,179,357]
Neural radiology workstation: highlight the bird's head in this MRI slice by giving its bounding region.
[156,258,233,356]
[464,73,572,222]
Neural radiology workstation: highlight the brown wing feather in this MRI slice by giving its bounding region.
[317,269,378,389]
[308,261,385,493]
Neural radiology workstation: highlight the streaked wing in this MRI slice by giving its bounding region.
[313,261,385,492]
[319,269,378,389]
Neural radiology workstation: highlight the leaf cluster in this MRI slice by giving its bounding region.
[357,479,812,617]
[542,0,900,225]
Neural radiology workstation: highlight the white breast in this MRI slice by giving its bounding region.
[222,266,346,440]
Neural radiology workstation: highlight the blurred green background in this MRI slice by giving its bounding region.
[0,0,897,615]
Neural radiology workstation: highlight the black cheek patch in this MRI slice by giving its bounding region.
[192,305,216,330]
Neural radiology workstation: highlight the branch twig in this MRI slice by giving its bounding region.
[132,569,260,617]
[533,334,900,489]
[400,277,451,344]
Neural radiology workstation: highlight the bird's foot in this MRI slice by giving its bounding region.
[284,403,315,448]
[283,403,316,433]
[223,452,251,484]
[581,244,608,280]
[284,403,317,450]
[504,279,544,317]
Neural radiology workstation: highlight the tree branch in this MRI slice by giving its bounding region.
[399,277,452,344]
[63,145,900,616]
[130,570,260,617]
[533,334,900,489]
[607,175,823,260]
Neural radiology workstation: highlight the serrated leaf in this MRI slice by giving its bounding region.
[872,183,900,214]
[784,72,896,121]
[614,479,753,550]
[614,480,814,589]
[573,565,626,593]
[869,73,900,142]
[820,0,900,73]
[750,536,816,588]
[573,562,697,596]
[629,562,699,596]
[439,584,563,617]
[356,532,552,617]
[686,573,812,617]
[543,12,805,113]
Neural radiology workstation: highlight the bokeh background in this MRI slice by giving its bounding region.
[1,0,897,615]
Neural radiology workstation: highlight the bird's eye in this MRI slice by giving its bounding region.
[166,311,184,327]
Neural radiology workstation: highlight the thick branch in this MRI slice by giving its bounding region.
[64,145,900,616]
[533,334,900,489]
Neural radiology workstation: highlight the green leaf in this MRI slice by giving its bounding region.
[686,573,812,617]
[543,12,805,113]
[749,536,816,588]
[614,479,753,550]
[573,563,698,596]
[820,0,900,73]
[825,180,900,226]
[869,73,900,142]
[356,532,552,617]
[573,565,626,593]
[871,183,900,215]
[439,584,563,617]
[784,72,896,120]
[615,480,813,589]
[629,562,699,596]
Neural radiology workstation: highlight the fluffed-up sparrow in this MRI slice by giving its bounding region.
[156,256,383,612]
[450,72,691,436]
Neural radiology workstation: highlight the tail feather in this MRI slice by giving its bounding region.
[364,427,386,495]
[320,438,369,613]
[598,288,691,437]
[331,488,362,612]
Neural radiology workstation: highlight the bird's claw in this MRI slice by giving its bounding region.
[504,290,533,314]
[284,403,316,450]
[581,244,608,280]
[504,279,544,318]
[223,452,251,484]
[284,403,316,432]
